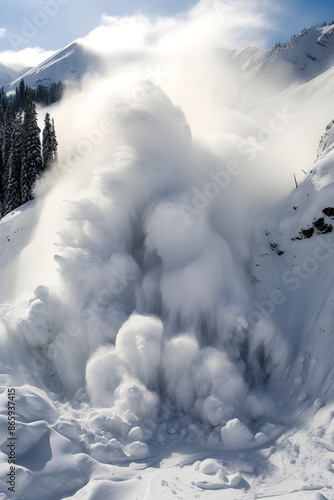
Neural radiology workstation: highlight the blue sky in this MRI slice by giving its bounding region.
[0,0,333,62]
[277,0,334,44]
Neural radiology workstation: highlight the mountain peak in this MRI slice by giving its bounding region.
[269,23,334,79]
[220,22,334,95]
[7,41,101,90]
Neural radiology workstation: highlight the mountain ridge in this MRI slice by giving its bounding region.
[3,23,334,92]
[221,24,334,89]
[3,41,103,90]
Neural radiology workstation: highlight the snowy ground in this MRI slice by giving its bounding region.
[1,382,334,499]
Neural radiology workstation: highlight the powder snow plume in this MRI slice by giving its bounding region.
[2,0,334,463]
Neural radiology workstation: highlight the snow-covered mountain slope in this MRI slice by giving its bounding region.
[221,24,334,90]
[7,42,103,89]
[5,23,334,94]
[0,62,27,87]
[250,121,334,402]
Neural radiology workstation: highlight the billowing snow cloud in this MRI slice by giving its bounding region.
[2,0,334,460]
[0,46,55,71]
[79,0,277,55]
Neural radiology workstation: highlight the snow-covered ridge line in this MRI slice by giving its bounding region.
[3,41,103,90]
[220,24,334,90]
[3,22,334,92]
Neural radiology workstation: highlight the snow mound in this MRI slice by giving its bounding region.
[221,418,254,448]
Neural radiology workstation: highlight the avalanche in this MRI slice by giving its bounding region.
[1,4,334,500]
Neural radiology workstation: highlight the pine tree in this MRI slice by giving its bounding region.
[2,106,14,167]
[51,118,58,163]
[19,79,25,109]
[42,112,52,171]
[0,105,4,217]
[21,100,42,204]
[2,106,14,204]
[42,112,58,170]
[4,112,23,215]
[0,81,62,219]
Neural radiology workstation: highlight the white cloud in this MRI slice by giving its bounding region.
[0,27,6,38]
[78,0,276,58]
[72,0,279,151]
[0,47,55,71]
